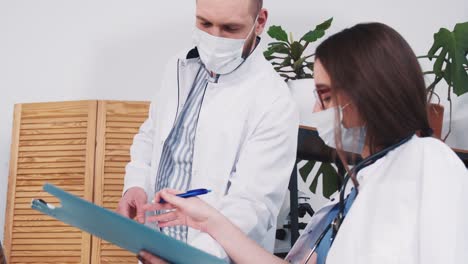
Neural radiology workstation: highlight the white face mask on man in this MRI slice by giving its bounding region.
[310,107,367,154]
[192,16,258,75]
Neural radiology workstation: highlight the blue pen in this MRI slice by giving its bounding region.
[157,188,211,204]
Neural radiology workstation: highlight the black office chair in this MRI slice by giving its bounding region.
[287,127,362,246]
[0,241,6,264]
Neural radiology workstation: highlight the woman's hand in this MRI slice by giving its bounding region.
[143,189,222,233]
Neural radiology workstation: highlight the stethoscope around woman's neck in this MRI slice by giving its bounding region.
[302,134,414,264]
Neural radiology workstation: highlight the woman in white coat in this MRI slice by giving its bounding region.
[139,22,468,264]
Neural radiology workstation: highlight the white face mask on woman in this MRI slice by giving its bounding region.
[192,15,258,75]
[310,107,367,154]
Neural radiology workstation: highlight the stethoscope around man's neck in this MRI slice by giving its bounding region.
[302,134,414,264]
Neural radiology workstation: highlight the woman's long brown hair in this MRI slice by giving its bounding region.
[315,23,431,182]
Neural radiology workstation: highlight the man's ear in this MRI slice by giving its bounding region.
[255,8,268,35]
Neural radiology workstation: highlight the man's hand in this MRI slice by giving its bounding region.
[137,251,168,264]
[116,187,147,223]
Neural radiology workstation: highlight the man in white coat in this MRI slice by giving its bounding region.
[116,0,299,260]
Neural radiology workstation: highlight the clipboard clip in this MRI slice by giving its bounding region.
[31,198,58,216]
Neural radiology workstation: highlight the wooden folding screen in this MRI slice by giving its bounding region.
[4,100,150,263]
[5,101,97,263]
[92,101,149,263]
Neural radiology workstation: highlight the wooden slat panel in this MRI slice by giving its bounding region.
[15,191,84,198]
[20,122,88,130]
[101,250,136,256]
[19,139,87,146]
[12,239,81,245]
[10,250,81,257]
[104,167,125,173]
[18,150,86,157]
[12,244,82,251]
[20,128,88,135]
[92,100,150,263]
[14,197,61,205]
[106,138,134,145]
[18,156,86,163]
[106,122,143,129]
[12,226,80,233]
[106,127,139,134]
[16,179,84,187]
[105,150,131,156]
[106,116,147,123]
[12,220,70,227]
[17,161,85,169]
[17,167,85,174]
[100,257,137,263]
[18,144,86,152]
[10,256,81,263]
[21,116,88,124]
[104,156,130,162]
[105,144,132,150]
[15,185,84,192]
[106,133,136,139]
[104,173,125,180]
[13,215,63,221]
[5,101,96,263]
[16,173,84,180]
[20,133,87,140]
[103,185,124,191]
[20,101,91,116]
[13,232,81,239]
[104,161,129,168]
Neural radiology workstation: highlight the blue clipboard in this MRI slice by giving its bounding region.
[31,184,226,264]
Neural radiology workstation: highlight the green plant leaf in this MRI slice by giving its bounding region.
[268,42,290,47]
[428,22,468,96]
[263,49,275,60]
[299,161,316,182]
[268,25,289,43]
[302,30,325,43]
[309,167,319,194]
[320,163,341,198]
[293,57,307,72]
[433,49,448,76]
[316,17,333,31]
[301,17,333,43]
[281,56,292,66]
[290,41,303,61]
[270,43,290,54]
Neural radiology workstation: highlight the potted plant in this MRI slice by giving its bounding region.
[264,18,333,124]
[264,18,341,201]
[419,22,468,140]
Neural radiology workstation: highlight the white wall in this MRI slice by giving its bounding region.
[1,0,467,243]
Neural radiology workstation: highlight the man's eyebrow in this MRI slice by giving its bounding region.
[222,23,244,28]
[196,15,210,22]
[196,15,244,28]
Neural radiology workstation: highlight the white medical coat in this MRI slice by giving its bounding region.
[287,136,468,264]
[123,45,299,259]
